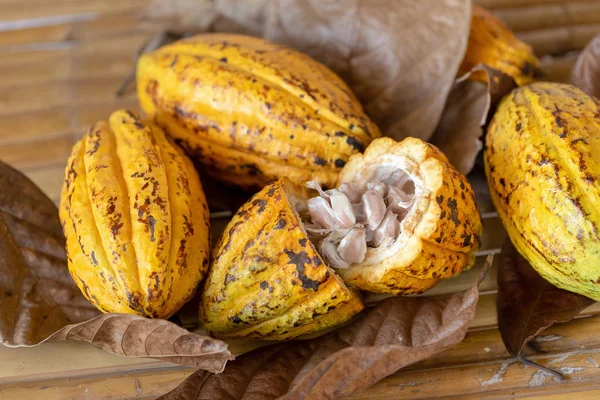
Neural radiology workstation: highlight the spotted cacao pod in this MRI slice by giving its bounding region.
[330,138,481,294]
[458,5,540,86]
[201,179,364,340]
[485,82,600,300]
[202,137,480,339]
[136,33,380,190]
[60,110,210,318]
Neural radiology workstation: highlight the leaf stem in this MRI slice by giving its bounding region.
[518,354,565,381]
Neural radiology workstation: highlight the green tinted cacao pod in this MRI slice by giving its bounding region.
[485,82,600,300]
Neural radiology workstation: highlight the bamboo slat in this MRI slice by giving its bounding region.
[493,2,600,33]
[0,107,71,144]
[517,23,600,56]
[0,368,194,399]
[0,48,70,68]
[474,0,599,10]
[0,80,73,116]
[0,23,70,47]
[0,0,150,22]
[0,135,77,170]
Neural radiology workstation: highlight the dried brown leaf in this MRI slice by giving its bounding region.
[42,314,232,372]
[497,240,595,361]
[161,256,493,400]
[430,65,516,175]
[0,161,232,372]
[145,0,469,141]
[144,1,472,140]
[569,32,600,98]
[0,161,94,345]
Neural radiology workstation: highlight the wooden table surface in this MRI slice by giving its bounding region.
[1,0,600,399]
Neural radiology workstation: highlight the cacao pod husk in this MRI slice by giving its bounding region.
[201,179,364,340]
[335,138,482,294]
[485,82,600,301]
[459,5,540,86]
[60,110,211,318]
[136,33,380,190]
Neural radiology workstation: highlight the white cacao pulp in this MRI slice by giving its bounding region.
[304,167,417,269]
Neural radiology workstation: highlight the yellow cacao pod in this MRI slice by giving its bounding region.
[202,137,481,340]
[60,110,211,318]
[334,137,482,294]
[136,33,380,190]
[485,82,600,300]
[459,5,540,86]
[201,179,364,340]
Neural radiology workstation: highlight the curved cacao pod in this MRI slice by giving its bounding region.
[485,82,600,300]
[60,110,210,318]
[136,33,380,190]
[459,5,540,86]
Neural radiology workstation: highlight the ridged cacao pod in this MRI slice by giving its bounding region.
[136,33,380,190]
[201,179,364,340]
[202,137,480,340]
[60,110,210,318]
[485,82,600,300]
[458,5,540,86]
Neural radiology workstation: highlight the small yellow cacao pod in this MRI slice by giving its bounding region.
[459,5,540,86]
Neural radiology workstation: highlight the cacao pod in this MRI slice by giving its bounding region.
[485,82,600,301]
[136,33,380,190]
[201,179,364,340]
[332,138,481,294]
[458,5,540,86]
[60,110,211,318]
[202,137,480,339]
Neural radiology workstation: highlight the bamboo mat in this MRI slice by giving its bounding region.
[0,0,600,399]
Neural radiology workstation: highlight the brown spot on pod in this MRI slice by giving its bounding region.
[446,198,461,225]
[251,199,267,213]
[284,249,321,291]
[90,251,99,266]
[275,219,287,229]
[313,156,327,166]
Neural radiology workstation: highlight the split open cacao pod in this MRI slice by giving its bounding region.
[136,33,380,190]
[486,82,600,301]
[202,137,481,340]
[60,110,211,318]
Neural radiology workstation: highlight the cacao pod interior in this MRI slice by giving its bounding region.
[294,137,482,295]
[300,165,419,270]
